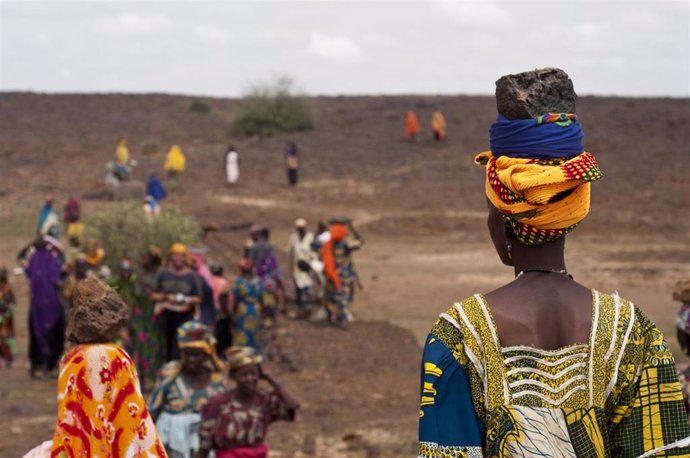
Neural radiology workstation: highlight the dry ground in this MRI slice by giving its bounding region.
[0,92,689,456]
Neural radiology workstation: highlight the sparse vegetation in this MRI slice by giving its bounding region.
[232,77,314,137]
[85,203,201,271]
[189,99,211,114]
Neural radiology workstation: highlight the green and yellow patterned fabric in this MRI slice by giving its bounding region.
[419,291,690,457]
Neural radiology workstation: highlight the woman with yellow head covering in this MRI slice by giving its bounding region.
[431,111,446,141]
[116,137,129,165]
[418,69,690,457]
[197,346,299,458]
[150,243,202,362]
[164,145,186,183]
[148,321,225,458]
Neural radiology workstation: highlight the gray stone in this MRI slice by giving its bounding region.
[495,68,577,120]
[66,278,130,344]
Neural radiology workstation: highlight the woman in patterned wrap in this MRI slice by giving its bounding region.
[50,277,166,457]
[418,69,690,457]
[197,346,299,458]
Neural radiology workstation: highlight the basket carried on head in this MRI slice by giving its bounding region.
[673,280,690,302]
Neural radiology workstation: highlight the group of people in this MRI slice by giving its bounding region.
[15,213,364,457]
[22,276,298,458]
[224,141,302,187]
[405,110,446,141]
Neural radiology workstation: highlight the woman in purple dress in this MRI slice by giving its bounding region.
[25,238,65,378]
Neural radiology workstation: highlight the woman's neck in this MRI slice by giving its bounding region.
[512,238,567,277]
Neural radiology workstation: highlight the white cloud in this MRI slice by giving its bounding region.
[433,0,515,28]
[361,33,396,48]
[306,33,365,63]
[193,25,231,45]
[94,12,172,36]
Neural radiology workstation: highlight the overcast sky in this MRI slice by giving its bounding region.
[1,0,688,97]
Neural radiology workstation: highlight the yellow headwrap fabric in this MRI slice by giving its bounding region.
[168,242,188,255]
[177,321,224,372]
[475,151,603,245]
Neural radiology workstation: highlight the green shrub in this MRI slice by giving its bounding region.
[189,100,211,114]
[85,203,201,271]
[232,77,314,137]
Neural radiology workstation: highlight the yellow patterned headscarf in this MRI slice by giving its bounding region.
[177,321,224,371]
[475,151,603,245]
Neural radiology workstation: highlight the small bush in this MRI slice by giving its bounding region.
[141,143,159,155]
[232,77,314,137]
[189,100,211,114]
[85,203,201,271]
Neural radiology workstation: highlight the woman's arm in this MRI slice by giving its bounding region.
[261,370,300,410]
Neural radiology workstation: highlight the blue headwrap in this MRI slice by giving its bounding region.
[489,113,584,159]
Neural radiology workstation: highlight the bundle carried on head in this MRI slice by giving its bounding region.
[475,68,603,246]
[66,277,129,344]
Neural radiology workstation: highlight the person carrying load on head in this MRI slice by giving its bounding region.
[418,68,690,457]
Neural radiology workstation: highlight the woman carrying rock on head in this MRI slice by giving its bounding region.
[418,69,690,457]
[47,277,166,457]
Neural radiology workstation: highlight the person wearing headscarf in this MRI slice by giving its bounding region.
[25,237,65,378]
[0,265,16,368]
[148,321,225,458]
[37,194,59,239]
[231,258,265,351]
[321,218,363,326]
[164,144,186,184]
[116,136,130,165]
[418,70,690,457]
[431,111,446,141]
[150,243,202,361]
[84,239,111,279]
[197,346,299,458]
[405,111,420,141]
[49,278,166,457]
[287,218,315,315]
[225,145,240,185]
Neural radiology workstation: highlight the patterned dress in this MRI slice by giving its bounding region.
[327,237,361,321]
[148,362,226,457]
[418,291,690,457]
[198,388,295,453]
[51,343,166,457]
[134,271,166,388]
[232,276,264,350]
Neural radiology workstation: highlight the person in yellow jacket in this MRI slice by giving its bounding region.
[164,144,186,183]
[115,137,129,165]
[431,111,446,141]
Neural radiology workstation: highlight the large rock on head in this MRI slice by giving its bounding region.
[495,68,576,120]
[66,278,129,344]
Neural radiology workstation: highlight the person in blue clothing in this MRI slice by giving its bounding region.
[231,258,265,351]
